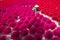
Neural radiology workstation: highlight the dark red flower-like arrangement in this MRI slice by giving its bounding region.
[37,0,60,21]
